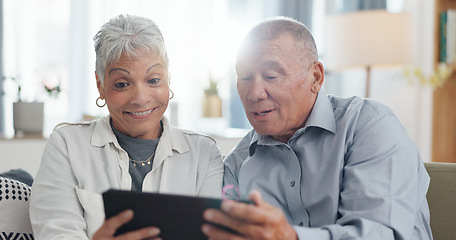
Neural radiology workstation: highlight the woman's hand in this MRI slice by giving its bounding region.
[92,210,161,240]
[202,191,297,240]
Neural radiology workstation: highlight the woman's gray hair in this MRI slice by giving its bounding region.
[94,14,169,84]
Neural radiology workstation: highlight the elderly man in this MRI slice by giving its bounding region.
[202,16,432,240]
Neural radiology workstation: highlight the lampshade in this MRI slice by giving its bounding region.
[325,10,413,70]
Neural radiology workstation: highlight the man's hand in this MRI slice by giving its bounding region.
[92,210,161,240]
[202,191,298,240]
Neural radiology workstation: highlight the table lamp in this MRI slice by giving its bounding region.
[325,10,413,98]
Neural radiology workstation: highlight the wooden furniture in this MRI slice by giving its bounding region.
[432,0,456,163]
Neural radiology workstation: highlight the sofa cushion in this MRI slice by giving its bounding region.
[0,176,34,239]
[424,162,456,240]
[0,169,33,187]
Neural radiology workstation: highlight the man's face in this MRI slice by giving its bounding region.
[235,34,323,143]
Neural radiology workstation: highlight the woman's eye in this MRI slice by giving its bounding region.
[114,82,128,89]
[148,78,160,84]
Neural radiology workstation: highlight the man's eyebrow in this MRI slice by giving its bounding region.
[108,68,129,76]
[262,61,281,69]
[262,61,285,73]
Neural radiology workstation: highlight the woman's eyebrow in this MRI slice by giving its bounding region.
[108,63,163,76]
[108,68,130,76]
[147,63,163,73]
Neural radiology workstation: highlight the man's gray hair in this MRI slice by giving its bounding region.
[238,16,318,64]
[93,14,169,84]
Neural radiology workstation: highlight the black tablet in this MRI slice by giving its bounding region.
[102,189,228,239]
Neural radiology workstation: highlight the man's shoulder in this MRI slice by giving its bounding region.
[327,94,394,118]
[325,95,401,138]
[235,129,256,150]
[224,130,255,162]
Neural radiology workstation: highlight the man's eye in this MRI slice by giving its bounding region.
[266,76,277,80]
[114,82,128,89]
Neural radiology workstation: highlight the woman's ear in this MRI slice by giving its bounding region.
[311,62,325,93]
[95,72,105,99]
[167,71,171,85]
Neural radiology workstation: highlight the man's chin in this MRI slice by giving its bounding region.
[251,126,275,136]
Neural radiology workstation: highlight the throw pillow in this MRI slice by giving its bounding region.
[0,176,34,239]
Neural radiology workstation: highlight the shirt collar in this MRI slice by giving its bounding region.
[248,92,337,151]
[304,92,337,134]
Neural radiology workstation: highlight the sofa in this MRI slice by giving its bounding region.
[424,162,456,240]
[0,163,454,239]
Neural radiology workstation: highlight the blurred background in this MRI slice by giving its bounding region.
[0,0,437,164]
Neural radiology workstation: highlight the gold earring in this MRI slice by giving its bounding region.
[96,97,106,107]
[169,89,174,100]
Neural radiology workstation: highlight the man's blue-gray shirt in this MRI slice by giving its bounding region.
[223,93,432,239]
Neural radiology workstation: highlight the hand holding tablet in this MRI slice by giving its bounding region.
[102,189,251,240]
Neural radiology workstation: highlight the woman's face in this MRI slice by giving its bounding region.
[97,53,169,139]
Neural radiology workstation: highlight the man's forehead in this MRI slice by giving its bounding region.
[238,34,297,57]
[236,44,282,64]
[242,39,282,52]
[235,58,284,74]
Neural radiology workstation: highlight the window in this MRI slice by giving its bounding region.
[2,0,321,138]
[2,0,71,137]
[2,0,259,138]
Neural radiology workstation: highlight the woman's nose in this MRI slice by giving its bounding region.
[130,84,150,105]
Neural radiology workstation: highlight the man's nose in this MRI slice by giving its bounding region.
[247,78,268,102]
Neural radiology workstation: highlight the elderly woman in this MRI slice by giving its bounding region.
[30,14,224,239]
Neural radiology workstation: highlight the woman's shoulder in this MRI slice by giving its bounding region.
[53,120,96,133]
[162,116,217,145]
[54,120,94,130]
[51,116,108,138]
[161,122,220,157]
[173,127,217,145]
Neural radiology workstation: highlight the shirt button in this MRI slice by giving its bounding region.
[123,177,129,182]
[290,180,295,187]
[299,222,304,226]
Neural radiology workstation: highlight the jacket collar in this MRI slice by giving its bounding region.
[90,115,189,155]
[91,116,118,147]
[159,116,189,155]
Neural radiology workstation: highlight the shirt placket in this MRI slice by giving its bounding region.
[117,147,132,190]
[284,145,309,227]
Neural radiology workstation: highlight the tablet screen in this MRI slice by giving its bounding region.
[102,189,223,239]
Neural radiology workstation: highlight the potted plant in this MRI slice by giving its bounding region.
[202,77,222,118]
[5,75,45,136]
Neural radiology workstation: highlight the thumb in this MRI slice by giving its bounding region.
[248,190,266,207]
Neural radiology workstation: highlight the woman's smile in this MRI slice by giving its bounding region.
[125,108,155,119]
